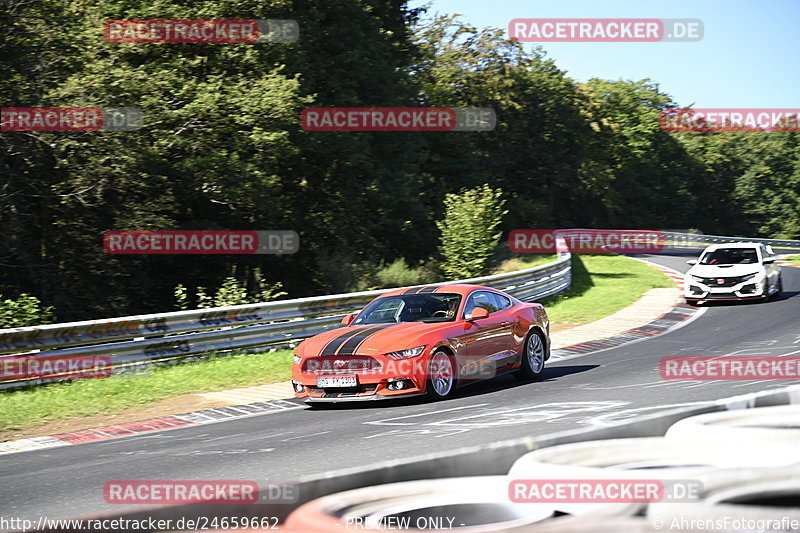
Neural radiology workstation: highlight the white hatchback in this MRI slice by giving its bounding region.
[684,242,783,305]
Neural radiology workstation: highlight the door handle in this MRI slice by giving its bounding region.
[501,321,512,326]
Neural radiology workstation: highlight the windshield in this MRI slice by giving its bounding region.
[354,293,462,324]
[699,248,759,265]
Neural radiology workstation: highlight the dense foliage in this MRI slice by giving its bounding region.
[0,294,54,328]
[2,1,798,321]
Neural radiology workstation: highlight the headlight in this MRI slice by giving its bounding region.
[741,273,759,281]
[690,275,705,283]
[293,354,302,364]
[385,346,426,360]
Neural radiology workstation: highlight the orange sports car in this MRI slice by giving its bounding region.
[291,284,550,404]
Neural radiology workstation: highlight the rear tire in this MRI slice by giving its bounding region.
[425,350,456,401]
[514,330,546,381]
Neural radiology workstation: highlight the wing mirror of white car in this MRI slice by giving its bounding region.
[763,258,776,264]
[686,259,697,266]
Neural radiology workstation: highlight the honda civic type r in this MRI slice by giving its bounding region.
[684,242,783,305]
[291,284,550,404]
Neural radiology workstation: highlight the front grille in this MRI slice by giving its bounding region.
[308,384,380,397]
[703,293,756,299]
[697,276,749,287]
[303,356,382,375]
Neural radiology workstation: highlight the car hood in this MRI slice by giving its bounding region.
[298,322,456,357]
[687,264,763,278]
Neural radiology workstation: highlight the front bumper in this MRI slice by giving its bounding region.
[291,357,428,402]
[684,279,765,300]
[300,391,426,403]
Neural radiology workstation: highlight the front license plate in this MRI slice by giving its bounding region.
[317,375,358,388]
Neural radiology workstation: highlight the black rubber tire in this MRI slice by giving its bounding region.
[514,330,546,381]
[774,275,783,297]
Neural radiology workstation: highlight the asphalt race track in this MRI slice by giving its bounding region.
[2,250,799,521]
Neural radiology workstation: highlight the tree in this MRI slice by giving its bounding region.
[437,184,507,279]
[578,79,704,228]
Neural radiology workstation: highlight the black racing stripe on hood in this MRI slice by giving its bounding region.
[419,286,438,293]
[402,286,423,294]
[319,327,370,357]
[335,324,397,356]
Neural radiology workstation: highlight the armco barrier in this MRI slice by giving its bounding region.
[661,231,800,251]
[0,250,572,390]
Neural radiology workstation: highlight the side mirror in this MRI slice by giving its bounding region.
[686,260,697,266]
[341,313,356,326]
[466,307,489,321]
[763,257,775,264]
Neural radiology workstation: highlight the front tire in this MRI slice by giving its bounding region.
[514,330,546,381]
[773,275,783,298]
[426,350,456,401]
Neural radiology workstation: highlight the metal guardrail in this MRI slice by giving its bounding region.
[0,251,572,390]
[660,231,800,250]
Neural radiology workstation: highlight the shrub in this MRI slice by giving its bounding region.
[437,184,507,279]
[375,258,436,288]
[0,294,55,328]
[175,268,287,310]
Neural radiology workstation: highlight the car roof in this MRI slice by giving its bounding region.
[379,284,497,298]
[702,242,762,251]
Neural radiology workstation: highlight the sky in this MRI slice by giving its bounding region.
[408,0,799,108]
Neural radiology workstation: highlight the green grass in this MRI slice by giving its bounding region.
[539,254,674,324]
[786,255,800,265]
[0,350,292,433]
[0,254,672,435]
[490,254,558,274]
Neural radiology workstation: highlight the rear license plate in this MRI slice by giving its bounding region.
[317,375,358,388]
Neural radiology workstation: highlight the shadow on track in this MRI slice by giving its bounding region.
[302,364,599,411]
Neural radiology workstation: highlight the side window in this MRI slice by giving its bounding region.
[464,291,501,317]
[491,292,512,310]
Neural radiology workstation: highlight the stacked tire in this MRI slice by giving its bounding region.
[282,405,800,532]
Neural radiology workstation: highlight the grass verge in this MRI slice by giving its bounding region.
[539,254,673,324]
[0,350,292,433]
[785,255,800,265]
[0,254,673,435]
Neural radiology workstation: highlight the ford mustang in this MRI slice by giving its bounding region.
[291,284,550,404]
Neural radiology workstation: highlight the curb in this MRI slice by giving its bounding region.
[0,400,302,455]
[550,259,702,360]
